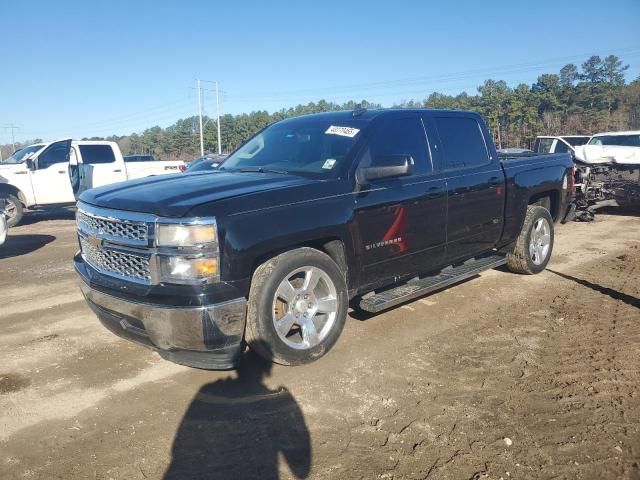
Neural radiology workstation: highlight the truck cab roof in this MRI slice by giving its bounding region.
[282,108,484,123]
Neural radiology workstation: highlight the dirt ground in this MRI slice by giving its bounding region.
[1,208,639,480]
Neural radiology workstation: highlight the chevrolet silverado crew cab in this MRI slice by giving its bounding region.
[0,140,184,226]
[74,109,575,369]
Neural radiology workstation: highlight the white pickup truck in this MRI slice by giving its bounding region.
[0,139,185,226]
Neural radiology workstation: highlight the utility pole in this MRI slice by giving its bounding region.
[1,124,18,152]
[215,81,222,154]
[194,79,222,154]
[196,79,204,156]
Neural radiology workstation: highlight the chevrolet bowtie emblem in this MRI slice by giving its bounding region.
[88,234,103,248]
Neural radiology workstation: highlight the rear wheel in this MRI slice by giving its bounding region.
[506,205,554,275]
[245,247,348,365]
[2,194,23,227]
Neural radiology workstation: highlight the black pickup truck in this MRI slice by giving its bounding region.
[74,109,575,369]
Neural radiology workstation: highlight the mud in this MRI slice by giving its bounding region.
[0,209,639,479]
[0,373,31,394]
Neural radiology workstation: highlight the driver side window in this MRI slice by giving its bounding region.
[360,117,431,174]
[38,143,70,169]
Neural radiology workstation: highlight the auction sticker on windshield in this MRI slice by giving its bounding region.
[322,158,337,169]
[325,125,360,138]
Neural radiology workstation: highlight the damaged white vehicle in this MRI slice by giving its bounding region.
[574,131,640,165]
[573,131,640,208]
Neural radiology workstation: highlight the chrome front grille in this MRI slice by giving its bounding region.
[77,209,148,244]
[76,203,218,286]
[80,237,151,283]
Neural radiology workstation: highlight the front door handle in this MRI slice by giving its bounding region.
[58,170,66,174]
[113,169,122,173]
[488,176,501,186]
[426,186,442,198]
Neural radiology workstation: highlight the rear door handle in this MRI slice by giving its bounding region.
[58,170,66,174]
[113,169,122,172]
[488,176,501,186]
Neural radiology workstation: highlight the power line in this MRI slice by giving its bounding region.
[224,48,640,102]
[12,47,640,142]
[50,97,195,132]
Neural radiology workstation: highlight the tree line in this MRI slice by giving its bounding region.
[404,54,639,149]
[3,54,638,160]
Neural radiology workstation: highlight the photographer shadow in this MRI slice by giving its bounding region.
[164,344,311,480]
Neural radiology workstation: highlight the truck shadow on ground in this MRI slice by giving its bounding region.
[595,205,640,217]
[19,208,76,226]
[548,269,639,309]
[163,344,311,480]
[0,234,55,259]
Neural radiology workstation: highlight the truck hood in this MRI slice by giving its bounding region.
[79,170,314,217]
[0,163,24,172]
[0,163,26,183]
[574,144,640,165]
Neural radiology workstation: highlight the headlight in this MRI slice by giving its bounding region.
[156,223,217,247]
[155,218,219,284]
[159,256,219,282]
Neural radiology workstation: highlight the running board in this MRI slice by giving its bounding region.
[359,253,507,313]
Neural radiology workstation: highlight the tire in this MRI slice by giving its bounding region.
[245,247,348,365]
[2,194,23,227]
[506,205,554,275]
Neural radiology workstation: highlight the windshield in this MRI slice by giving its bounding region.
[588,134,640,147]
[221,117,365,176]
[2,145,44,164]
[187,159,222,172]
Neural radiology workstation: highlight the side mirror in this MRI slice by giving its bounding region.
[26,157,35,170]
[357,155,412,184]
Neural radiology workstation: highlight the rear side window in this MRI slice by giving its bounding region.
[79,145,116,164]
[365,117,431,174]
[554,140,569,153]
[536,138,554,153]
[434,117,489,169]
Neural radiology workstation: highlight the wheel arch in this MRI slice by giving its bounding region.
[249,237,353,290]
[528,190,559,221]
[0,184,26,205]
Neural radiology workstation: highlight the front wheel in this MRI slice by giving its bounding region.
[506,205,554,275]
[2,194,23,227]
[245,247,348,365]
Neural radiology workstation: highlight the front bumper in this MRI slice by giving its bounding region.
[77,269,247,370]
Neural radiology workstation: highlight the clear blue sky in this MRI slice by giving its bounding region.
[1,0,639,143]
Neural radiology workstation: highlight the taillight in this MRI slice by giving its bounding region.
[178,164,186,172]
[568,165,576,192]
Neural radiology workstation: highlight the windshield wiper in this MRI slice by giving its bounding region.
[236,166,290,175]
